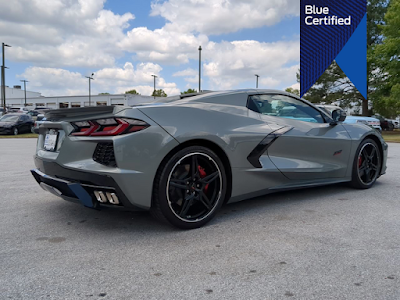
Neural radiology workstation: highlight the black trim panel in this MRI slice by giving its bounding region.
[33,156,143,210]
[247,126,293,168]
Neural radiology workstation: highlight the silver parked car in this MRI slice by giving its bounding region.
[31,114,47,134]
[31,90,388,229]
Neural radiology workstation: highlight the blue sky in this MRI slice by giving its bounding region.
[0,0,300,97]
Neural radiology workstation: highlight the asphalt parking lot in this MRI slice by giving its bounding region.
[0,139,399,300]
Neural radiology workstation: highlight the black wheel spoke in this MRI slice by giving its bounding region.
[199,192,212,210]
[191,155,199,180]
[359,165,366,176]
[369,148,376,160]
[362,148,369,161]
[180,194,195,217]
[370,163,378,171]
[169,182,187,190]
[170,180,188,191]
[365,169,371,182]
[200,171,219,184]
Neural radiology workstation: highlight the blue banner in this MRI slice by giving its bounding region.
[300,0,367,99]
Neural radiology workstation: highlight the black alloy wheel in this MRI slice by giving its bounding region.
[152,146,227,229]
[351,138,381,189]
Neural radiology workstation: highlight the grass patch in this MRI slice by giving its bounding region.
[382,129,400,142]
[0,133,38,138]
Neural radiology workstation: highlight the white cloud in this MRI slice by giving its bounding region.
[4,0,300,96]
[151,0,299,35]
[173,68,198,77]
[289,82,300,90]
[21,63,180,97]
[0,0,134,67]
[119,27,208,64]
[202,40,299,90]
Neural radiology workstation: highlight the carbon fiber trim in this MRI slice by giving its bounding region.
[247,126,293,168]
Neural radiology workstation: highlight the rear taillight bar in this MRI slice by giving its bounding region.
[71,118,149,136]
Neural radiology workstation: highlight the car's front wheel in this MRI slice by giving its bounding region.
[350,138,381,189]
[151,146,227,229]
[13,127,18,135]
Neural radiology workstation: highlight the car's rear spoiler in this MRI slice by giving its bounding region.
[44,106,128,121]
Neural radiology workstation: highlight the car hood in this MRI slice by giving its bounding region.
[0,121,15,127]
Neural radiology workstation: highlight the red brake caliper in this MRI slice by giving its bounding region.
[358,156,362,167]
[198,166,209,193]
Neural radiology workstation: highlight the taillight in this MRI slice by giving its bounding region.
[71,118,149,136]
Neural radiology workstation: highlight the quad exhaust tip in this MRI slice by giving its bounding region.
[94,190,119,205]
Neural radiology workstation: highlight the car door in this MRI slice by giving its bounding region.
[248,94,352,180]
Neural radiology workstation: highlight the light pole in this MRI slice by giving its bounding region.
[255,74,260,89]
[85,73,94,106]
[151,75,157,99]
[198,46,202,93]
[1,43,11,111]
[20,80,28,107]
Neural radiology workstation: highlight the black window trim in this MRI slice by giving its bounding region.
[246,93,333,124]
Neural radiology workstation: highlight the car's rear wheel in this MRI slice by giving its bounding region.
[350,138,381,189]
[151,146,227,229]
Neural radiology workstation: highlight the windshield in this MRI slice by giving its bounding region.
[0,115,19,122]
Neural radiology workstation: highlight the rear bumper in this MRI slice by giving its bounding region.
[31,158,145,211]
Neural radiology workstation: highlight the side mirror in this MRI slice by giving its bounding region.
[330,109,346,125]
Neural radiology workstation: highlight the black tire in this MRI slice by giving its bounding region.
[13,127,18,135]
[151,146,227,229]
[350,138,381,189]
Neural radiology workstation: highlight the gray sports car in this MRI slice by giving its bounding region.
[31,90,388,229]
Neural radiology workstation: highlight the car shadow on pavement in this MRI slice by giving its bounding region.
[37,181,376,235]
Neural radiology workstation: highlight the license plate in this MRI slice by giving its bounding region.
[44,130,59,151]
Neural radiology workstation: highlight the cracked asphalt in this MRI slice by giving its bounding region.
[0,139,399,300]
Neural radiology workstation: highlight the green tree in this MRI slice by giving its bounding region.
[98,93,110,95]
[285,87,300,96]
[367,0,390,116]
[181,88,197,94]
[152,89,167,97]
[125,89,140,95]
[373,0,400,118]
[300,62,364,110]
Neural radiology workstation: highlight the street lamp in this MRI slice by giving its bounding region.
[151,75,157,99]
[198,46,202,93]
[85,73,94,106]
[20,80,28,107]
[255,74,260,89]
[1,43,11,111]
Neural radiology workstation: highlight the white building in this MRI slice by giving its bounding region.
[2,86,164,109]
[3,85,42,99]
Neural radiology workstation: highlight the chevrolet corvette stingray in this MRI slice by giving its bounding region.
[31,90,387,229]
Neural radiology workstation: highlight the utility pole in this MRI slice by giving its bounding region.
[85,73,94,106]
[198,46,202,93]
[20,80,28,106]
[255,74,260,89]
[151,75,157,99]
[1,43,11,112]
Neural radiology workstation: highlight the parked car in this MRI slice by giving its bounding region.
[390,119,399,129]
[0,113,34,135]
[31,114,47,134]
[27,110,42,121]
[373,115,394,131]
[31,90,387,229]
[316,105,382,131]
[0,107,5,117]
